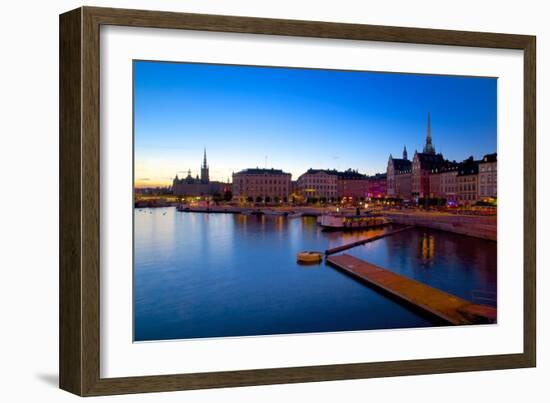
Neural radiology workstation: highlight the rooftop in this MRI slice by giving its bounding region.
[336,169,368,180]
[302,168,340,176]
[389,157,412,172]
[369,172,387,180]
[457,158,480,176]
[415,152,445,170]
[481,153,497,163]
[234,168,290,175]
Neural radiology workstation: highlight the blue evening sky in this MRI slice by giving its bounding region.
[134,60,496,187]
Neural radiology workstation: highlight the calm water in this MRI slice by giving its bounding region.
[134,208,497,341]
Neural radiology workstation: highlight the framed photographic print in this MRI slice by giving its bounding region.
[59,6,536,396]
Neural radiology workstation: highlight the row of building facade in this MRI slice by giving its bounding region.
[231,167,387,203]
[172,152,387,202]
[171,114,497,206]
[386,114,497,205]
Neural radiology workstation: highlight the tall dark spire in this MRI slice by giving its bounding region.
[403,145,408,160]
[423,112,435,155]
[202,148,208,169]
[200,148,210,184]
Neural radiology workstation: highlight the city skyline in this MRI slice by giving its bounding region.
[134,61,497,188]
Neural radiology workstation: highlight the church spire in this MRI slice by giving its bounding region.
[202,148,208,169]
[403,145,408,160]
[423,112,435,154]
[200,148,210,184]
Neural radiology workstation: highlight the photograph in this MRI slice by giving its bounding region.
[132,60,498,342]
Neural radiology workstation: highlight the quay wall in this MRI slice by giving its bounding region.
[170,205,334,216]
[384,212,496,241]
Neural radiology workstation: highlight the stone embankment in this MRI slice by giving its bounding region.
[383,212,496,241]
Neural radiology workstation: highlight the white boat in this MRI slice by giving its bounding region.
[176,204,190,212]
[318,213,390,231]
[263,209,286,216]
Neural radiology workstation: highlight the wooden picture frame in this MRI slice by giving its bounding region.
[59,6,536,396]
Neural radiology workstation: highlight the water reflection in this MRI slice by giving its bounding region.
[349,227,497,307]
[134,208,496,341]
[420,232,436,264]
[297,260,323,269]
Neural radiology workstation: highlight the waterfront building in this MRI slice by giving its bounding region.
[367,173,387,199]
[386,146,411,197]
[336,169,369,200]
[478,153,497,201]
[428,161,460,200]
[395,170,412,200]
[385,113,498,205]
[232,168,292,203]
[297,169,338,201]
[438,164,460,203]
[172,149,227,197]
[411,151,445,199]
[457,157,479,206]
[428,169,442,198]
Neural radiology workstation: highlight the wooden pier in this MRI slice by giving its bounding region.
[327,254,497,325]
[324,226,414,255]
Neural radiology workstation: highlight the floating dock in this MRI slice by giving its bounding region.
[327,254,497,325]
[324,226,414,255]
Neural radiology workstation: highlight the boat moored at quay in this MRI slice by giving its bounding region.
[318,212,390,231]
[175,204,317,217]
